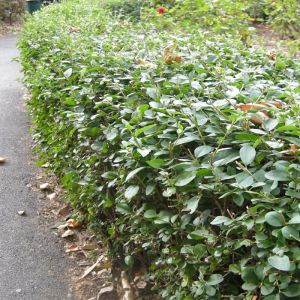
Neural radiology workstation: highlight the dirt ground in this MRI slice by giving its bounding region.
[253,23,300,57]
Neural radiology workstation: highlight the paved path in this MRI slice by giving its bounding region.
[0,35,73,300]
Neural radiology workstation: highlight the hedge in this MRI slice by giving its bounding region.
[19,0,300,299]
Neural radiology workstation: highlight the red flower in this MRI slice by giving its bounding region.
[156,6,166,14]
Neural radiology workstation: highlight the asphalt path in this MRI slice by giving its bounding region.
[0,35,73,300]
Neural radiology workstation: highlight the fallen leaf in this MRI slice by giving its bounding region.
[97,285,118,300]
[250,112,269,125]
[47,193,57,200]
[66,218,81,229]
[98,286,114,295]
[41,162,50,168]
[0,157,5,163]
[17,211,26,216]
[81,242,98,250]
[80,256,103,279]
[57,223,69,232]
[237,103,266,111]
[40,183,51,191]
[66,244,80,253]
[70,25,81,33]
[101,260,112,269]
[163,45,182,65]
[61,229,75,238]
[290,144,299,152]
[259,101,283,108]
[267,50,277,60]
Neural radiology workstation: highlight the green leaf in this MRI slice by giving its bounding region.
[146,87,160,99]
[124,185,139,200]
[281,225,299,240]
[188,230,214,241]
[237,175,254,189]
[265,211,285,227]
[125,255,134,268]
[137,148,151,157]
[193,244,206,258]
[229,264,240,274]
[282,284,300,297]
[135,124,156,137]
[175,135,199,146]
[162,187,176,197]
[194,145,214,158]
[64,68,73,78]
[265,170,289,181]
[263,119,279,132]
[144,209,156,219]
[175,172,196,187]
[106,128,118,141]
[191,81,202,90]
[145,184,155,195]
[268,255,290,271]
[185,197,199,214]
[264,295,280,300]
[261,284,275,296]
[226,86,239,98]
[146,159,165,168]
[211,216,231,225]
[207,274,224,286]
[125,167,145,182]
[240,144,256,165]
[288,215,300,224]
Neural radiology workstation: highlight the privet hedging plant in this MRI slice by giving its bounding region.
[19,0,300,299]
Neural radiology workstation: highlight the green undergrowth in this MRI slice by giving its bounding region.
[19,0,300,299]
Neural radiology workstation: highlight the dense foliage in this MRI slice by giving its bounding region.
[19,0,300,299]
[104,0,300,38]
[0,0,24,23]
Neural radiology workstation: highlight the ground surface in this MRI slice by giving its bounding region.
[0,35,74,300]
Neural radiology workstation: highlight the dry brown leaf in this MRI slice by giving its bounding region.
[81,242,98,251]
[259,101,283,108]
[237,103,266,111]
[267,50,277,60]
[101,260,112,269]
[66,244,80,253]
[66,218,81,229]
[163,45,182,65]
[290,144,299,152]
[61,229,75,238]
[250,112,269,125]
[70,26,81,33]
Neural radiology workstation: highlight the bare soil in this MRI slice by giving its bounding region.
[253,23,300,57]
